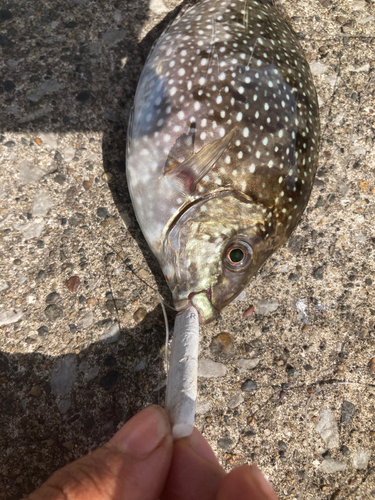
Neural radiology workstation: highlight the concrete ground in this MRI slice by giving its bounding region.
[0,0,374,498]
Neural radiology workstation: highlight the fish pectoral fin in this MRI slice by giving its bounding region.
[164,126,237,194]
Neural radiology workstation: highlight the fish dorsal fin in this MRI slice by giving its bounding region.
[164,126,237,195]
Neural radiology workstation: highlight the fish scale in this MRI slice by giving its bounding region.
[127,0,320,323]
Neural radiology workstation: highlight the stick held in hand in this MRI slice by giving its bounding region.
[165,306,199,440]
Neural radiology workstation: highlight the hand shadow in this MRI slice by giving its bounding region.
[0,0,190,497]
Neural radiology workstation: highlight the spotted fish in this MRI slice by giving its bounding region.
[126,0,319,323]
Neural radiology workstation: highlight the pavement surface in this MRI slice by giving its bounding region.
[0,0,374,498]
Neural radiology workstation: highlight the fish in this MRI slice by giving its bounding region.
[126,0,320,324]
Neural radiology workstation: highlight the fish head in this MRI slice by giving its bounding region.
[162,189,275,324]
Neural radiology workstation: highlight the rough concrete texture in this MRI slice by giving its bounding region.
[0,0,374,498]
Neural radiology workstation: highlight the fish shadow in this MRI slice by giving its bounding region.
[0,0,191,497]
[101,0,192,291]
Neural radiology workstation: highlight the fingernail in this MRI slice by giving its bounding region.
[188,428,220,464]
[109,405,171,458]
[249,464,277,498]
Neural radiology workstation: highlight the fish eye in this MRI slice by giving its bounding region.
[228,248,244,263]
[224,240,253,272]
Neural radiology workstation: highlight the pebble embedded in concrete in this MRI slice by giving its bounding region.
[254,299,279,316]
[100,322,120,343]
[32,190,54,216]
[198,359,227,378]
[102,29,126,46]
[0,282,10,293]
[228,392,244,409]
[45,304,63,321]
[77,311,94,330]
[320,458,347,473]
[149,0,169,14]
[133,307,147,323]
[38,132,58,149]
[50,355,78,396]
[79,360,100,382]
[310,61,329,77]
[341,400,356,424]
[46,292,60,304]
[65,276,80,293]
[0,308,23,326]
[37,325,49,336]
[13,221,45,239]
[353,449,371,470]
[195,401,211,415]
[210,332,234,358]
[341,445,351,456]
[236,358,261,371]
[134,359,146,372]
[217,437,233,450]
[57,399,71,415]
[18,160,46,185]
[315,409,339,449]
[29,385,42,397]
[97,207,109,219]
[63,147,76,161]
[241,379,258,392]
[26,80,62,102]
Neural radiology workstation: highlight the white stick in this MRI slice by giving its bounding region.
[165,305,199,440]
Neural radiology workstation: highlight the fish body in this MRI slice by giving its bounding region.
[126,0,319,323]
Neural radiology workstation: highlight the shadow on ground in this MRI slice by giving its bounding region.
[0,306,172,498]
[1,0,190,283]
[0,0,189,497]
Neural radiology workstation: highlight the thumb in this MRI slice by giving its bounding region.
[29,405,173,500]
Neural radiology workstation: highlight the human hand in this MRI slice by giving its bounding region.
[29,405,279,500]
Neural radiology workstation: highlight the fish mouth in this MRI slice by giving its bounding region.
[188,286,212,304]
[173,288,218,324]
